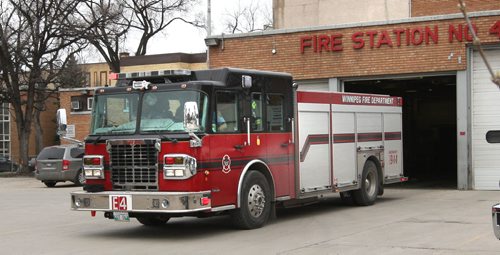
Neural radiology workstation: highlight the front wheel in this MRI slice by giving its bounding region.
[231,171,272,229]
[73,170,85,186]
[353,160,379,206]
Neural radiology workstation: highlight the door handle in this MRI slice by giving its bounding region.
[234,144,244,150]
[281,143,289,148]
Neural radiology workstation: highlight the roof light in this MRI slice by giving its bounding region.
[114,69,192,80]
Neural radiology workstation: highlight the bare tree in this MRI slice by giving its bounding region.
[128,0,203,56]
[80,0,202,73]
[223,0,272,34]
[0,0,89,172]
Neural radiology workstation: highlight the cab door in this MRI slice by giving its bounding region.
[208,90,247,206]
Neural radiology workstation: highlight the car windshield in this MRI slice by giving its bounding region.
[139,90,208,133]
[90,90,208,135]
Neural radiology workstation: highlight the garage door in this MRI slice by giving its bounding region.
[472,48,500,190]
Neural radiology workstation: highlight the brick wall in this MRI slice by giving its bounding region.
[411,0,500,17]
[59,90,93,144]
[208,16,500,80]
[10,94,58,163]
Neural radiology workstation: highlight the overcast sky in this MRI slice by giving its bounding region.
[82,0,271,62]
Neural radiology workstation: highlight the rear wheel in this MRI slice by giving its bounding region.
[136,216,170,226]
[44,181,56,188]
[353,160,379,206]
[231,171,272,229]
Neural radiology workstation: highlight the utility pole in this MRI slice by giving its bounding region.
[207,0,212,36]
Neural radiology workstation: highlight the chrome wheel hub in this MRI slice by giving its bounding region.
[365,172,376,196]
[248,184,265,218]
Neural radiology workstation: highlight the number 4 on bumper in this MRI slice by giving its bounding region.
[110,195,132,211]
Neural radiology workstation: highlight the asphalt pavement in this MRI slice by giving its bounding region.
[0,177,499,254]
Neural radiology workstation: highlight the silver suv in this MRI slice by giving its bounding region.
[35,144,85,187]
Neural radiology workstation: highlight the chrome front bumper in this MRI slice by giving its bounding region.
[493,203,500,239]
[71,190,211,213]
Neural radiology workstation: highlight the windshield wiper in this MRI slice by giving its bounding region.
[142,130,178,143]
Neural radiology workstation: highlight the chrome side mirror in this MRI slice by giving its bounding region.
[183,102,200,132]
[56,109,68,135]
[242,75,252,88]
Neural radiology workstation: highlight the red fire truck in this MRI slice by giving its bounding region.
[64,68,406,229]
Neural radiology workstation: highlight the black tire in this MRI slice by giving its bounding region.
[353,160,379,206]
[73,170,85,186]
[340,191,355,206]
[231,171,272,229]
[44,181,56,188]
[136,216,170,226]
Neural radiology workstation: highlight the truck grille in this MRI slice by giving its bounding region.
[108,139,159,190]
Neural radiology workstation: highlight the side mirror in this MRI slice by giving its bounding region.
[183,102,200,132]
[56,109,68,135]
[242,75,252,88]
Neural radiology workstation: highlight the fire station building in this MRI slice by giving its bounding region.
[206,0,500,190]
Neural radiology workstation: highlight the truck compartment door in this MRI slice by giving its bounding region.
[298,103,331,193]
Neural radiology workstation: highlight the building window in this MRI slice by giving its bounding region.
[0,103,10,157]
[86,72,91,87]
[100,71,107,86]
[87,97,93,110]
[71,95,92,113]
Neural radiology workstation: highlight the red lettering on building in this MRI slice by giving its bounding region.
[490,21,500,38]
[352,32,365,49]
[425,25,439,44]
[300,36,312,53]
[377,31,393,48]
[299,21,497,53]
[318,35,330,52]
[331,34,343,51]
[393,29,405,46]
[366,30,377,48]
[411,27,424,45]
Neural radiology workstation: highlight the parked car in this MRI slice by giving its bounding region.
[0,154,17,172]
[35,144,85,187]
[493,203,500,239]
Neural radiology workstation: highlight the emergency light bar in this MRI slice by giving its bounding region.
[110,69,192,80]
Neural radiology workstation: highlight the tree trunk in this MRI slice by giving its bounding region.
[34,109,43,154]
[17,122,31,174]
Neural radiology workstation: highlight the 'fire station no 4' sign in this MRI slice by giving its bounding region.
[222,155,231,174]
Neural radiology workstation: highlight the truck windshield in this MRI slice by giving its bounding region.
[91,93,140,135]
[140,90,208,133]
[90,90,208,135]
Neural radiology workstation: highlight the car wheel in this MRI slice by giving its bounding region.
[136,216,170,226]
[74,170,85,186]
[44,181,57,188]
[231,171,272,229]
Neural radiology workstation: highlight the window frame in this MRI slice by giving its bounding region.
[213,90,240,133]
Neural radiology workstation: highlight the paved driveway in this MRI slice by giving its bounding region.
[0,177,499,254]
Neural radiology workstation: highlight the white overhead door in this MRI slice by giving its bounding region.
[472,48,500,190]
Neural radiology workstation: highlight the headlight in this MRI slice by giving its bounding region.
[83,155,105,179]
[163,154,197,180]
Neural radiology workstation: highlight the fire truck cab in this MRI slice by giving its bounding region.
[67,68,405,229]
